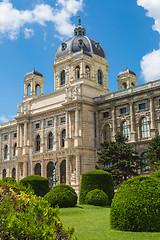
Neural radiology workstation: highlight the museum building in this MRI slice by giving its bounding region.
[0,20,160,193]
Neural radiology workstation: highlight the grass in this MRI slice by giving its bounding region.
[60,205,160,240]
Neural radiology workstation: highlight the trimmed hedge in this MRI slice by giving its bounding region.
[44,184,77,208]
[20,175,49,197]
[85,189,108,206]
[79,170,114,206]
[150,169,160,178]
[110,175,160,232]
[2,177,16,183]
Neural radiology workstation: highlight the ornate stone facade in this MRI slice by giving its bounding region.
[0,21,159,193]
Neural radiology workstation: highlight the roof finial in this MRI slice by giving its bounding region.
[78,16,81,25]
[126,66,128,70]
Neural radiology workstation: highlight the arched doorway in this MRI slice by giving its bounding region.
[12,168,16,179]
[34,163,41,176]
[60,160,66,184]
[2,169,6,178]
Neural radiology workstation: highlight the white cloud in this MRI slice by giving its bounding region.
[0,0,83,40]
[0,115,10,123]
[137,0,160,81]
[24,28,34,39]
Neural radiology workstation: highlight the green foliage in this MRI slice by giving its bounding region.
[147,135,160,171]
[85,189,108,206]
[44,184,77,208]
[0,181,75,240]
[2,177,16,183]
[110,175,160,232]
[20,175,49,197]
[97,132,144,186]
[79,170,114,206]
[150,168,160,178]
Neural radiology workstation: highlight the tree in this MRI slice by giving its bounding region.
[147,135,160,171]
[97,132,144,186]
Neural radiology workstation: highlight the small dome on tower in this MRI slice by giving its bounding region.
[25,68,43,78]
[118,67,136,77]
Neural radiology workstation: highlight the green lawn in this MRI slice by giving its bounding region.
[60,205,160,240]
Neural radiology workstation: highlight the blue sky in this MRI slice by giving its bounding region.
[0,0,160,123]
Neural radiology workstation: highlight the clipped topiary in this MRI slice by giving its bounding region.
[44,184,77,208]
[110,175,160,232]
[2,177,16,183]
[150,169,160,178]
[20,175,49,197]
[85,189,108,206]
[79,170,114,205]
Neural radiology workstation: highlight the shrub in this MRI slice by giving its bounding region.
[20,175,49,197]
[2,177,16,183]
[79,170,114,205]
[0,181,75,239]
[110,175,160,232]
[85,189,108,206]
[44,184,77,208]
[150,169,160,178]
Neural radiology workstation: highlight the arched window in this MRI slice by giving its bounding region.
[85,66,90,79]
[141,152,150,173]
[47,161,55,184]
[98,70,103,85]
[75,66,80,79]
[122,82,127,90]
[13,143,17,157]
[4,145,8,159]
[48,132,53,150]
[60,160,66,183]
[141,117,150,139]
[131,82,135,87]
[27,84,31,96]
[12,168,16,179]
[2,169,6,178]
[34,163,41,176]
[62,129,66,148]
[61,70,65,86]
[36,135,40,152]
[36,84,40,96]
[103,124,111,142]
[122,121,130,139]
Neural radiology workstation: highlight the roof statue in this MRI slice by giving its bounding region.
[78,16,81,25]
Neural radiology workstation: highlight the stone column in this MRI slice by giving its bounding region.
[75,109,79,137]
[76,155,80,186]
[16,162,19,181]
[23,161,27,178]
[130,102,136,141]
[17,124,20,155]
[66,155,70,185]
[24,122,28,147]
[150,97,156,137]
[8,132,11,160]
[41,119,45,152]
[112,107,116,140]
[53,116,58,150]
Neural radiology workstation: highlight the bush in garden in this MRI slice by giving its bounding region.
[44,184,77,208]
[85,189,108,206]
[110,175,160,232]
[2,177,16,183]
[79,170,114,206]
[0,181,75,240]
[20,175,49,197]
[150,169,160,178]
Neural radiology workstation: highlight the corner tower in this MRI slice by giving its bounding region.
[53,18,109,99]
[117,67,138,91]
[23,69,44,101]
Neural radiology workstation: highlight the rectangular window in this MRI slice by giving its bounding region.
[139,103,146,110]
[35,123,40,129]
[61,117,66,124]
[4,135,8,140]
[120,108,126,114]
[103,112,109,118]
[13,133,17,138]
[48,120,52,126]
